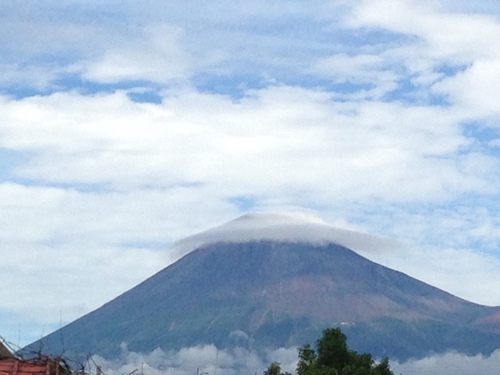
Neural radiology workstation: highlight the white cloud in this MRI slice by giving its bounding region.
[347,0,500,61]
[392,350,500,375]
[311,53,399,99]
[0,1,343,89]
[170,212,403,261]
[90,346,298,375]
[87,347,500,375]
[0,88,489,202]
[433,59,500,116]
[81,25,192,83]
[343,0,500,114]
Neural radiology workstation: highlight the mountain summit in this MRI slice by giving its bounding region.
[25,214,500,361]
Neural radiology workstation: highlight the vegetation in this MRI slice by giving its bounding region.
[265,328,393,375]
[264,362,291,375]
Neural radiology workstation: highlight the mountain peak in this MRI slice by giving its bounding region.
[24,211,500,361]
[171,211,402,258]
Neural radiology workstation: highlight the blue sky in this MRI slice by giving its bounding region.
[1,0,500,349]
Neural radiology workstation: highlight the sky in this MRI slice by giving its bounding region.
[1,0,500,355]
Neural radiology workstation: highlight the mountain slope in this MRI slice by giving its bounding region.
[24,214,500,361]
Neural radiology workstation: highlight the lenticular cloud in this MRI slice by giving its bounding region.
[170,212,402,260]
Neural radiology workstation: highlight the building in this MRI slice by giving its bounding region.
[0,339,71,375]
[0,341,14,360]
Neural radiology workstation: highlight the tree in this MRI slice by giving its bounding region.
[264,362,291,375]
[316,328,350,371]
[297,344,317,375]
[296,328,394,375]
[264,362,283,375]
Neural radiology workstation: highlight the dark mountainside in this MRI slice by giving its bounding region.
[24,240,500,362]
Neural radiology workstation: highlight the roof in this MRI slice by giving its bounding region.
[0,340,14,359]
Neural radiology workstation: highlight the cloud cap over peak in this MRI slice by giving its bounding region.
[171,211,403,259]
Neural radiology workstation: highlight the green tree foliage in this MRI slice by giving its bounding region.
[296,328,394,375]
[264,362,283,375]
[264,362,291,375]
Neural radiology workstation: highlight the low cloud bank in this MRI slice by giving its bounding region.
[88,346,500,375]
[392,350,500,375]
[91,345,298,375]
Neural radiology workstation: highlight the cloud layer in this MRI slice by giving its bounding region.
[88,346,500,375]
[92,346,298,375]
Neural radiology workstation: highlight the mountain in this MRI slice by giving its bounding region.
[24,213,500,361]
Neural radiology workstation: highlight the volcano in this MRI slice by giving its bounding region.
[24,213,500,361]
